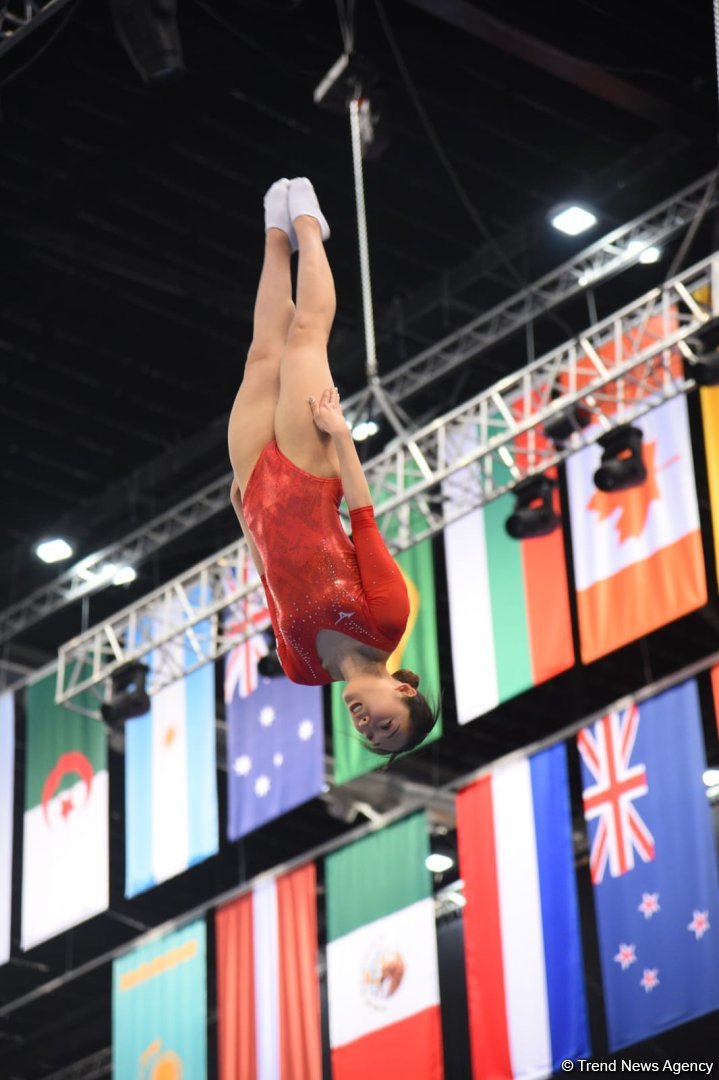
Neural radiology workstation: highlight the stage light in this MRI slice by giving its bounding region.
[550,205,597,236]
[35,538,73,564]
[626,239,661,265]
[112,566,137,586]
[683,318,719,386]
[426,853,454,874]
[110,0,184,83]
[593,425,646,493]
[543,401,592,446]
[258,652,284,678]
[352,419,379,441]
[100,662,150,725]
[505,476,560,540]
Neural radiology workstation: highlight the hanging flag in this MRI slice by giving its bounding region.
[113,918,207,1080]
[125,656,218,897]
[224,549,270,703]
[444,414,574,722]
[216,863,322,1079]
[577,680,719,1051]
[457,745,591,1079]
[325,813,444,1079]
[21,671,108,949]
[331,539,442,783]
[700,386,719,577]
[225,667,323,840]
[0,691,14,966]
[566,395,706,663]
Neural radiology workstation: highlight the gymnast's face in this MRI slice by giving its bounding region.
[342,675,417,752]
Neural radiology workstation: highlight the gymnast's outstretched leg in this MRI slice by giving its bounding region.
[273,177,341,478]
[227,179,295,497]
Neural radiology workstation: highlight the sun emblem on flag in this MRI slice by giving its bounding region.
[640,968,659,992]
[613,943,637,971]
[361,941,406,1009]
[638,892,660,918]
[687,910,710,940]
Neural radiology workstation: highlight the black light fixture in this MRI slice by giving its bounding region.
[110,0,184,84]
[100,661,150,725]
[593,425,647,493]
[683,317,719,387]
[257,631,284,679]
[504,476,560,540]
[543,393,592,446]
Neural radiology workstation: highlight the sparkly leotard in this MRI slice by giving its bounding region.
[241,441,410,685]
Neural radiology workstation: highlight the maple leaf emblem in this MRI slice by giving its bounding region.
[586,440,661,543]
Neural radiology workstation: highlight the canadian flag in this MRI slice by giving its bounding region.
[566,394,706,663]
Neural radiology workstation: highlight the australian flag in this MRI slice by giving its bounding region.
[577,679,719,1051]
[225,665,324,841]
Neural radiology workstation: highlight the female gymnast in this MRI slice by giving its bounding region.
[227,177,439,757]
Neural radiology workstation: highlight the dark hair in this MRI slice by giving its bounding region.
[368,668,441,765]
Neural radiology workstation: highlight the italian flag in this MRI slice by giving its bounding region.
[443,421,574,723]
[325,813,443,1079]
[215,863,322,1080]
[21,671,108,950]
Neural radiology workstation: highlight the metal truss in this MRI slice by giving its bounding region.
[4,170,716,649]
[0,0,74,54]
[56,251,718,706]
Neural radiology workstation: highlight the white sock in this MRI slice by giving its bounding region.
[288,177,330,241]
[263,178,297,251]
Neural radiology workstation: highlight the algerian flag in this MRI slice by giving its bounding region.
[21,671,108,950]
[325,813,443,1079]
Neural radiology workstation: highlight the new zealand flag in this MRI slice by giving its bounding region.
[577,679,719,1051]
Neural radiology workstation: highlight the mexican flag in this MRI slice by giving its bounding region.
[21,670,108,950]
[325,813,444,1079]
[331,539,442,783]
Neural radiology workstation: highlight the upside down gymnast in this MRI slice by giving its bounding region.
[227,177,439,757]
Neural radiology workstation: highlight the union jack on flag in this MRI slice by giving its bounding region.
[223,551,270,703]
[577,704,656,884]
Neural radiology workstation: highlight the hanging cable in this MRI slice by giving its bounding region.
[372,0,527,293]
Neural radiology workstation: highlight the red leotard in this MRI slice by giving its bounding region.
[241,441,410,685]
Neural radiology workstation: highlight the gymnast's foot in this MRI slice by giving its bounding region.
[264,178,297,251]
[288,177,330,241]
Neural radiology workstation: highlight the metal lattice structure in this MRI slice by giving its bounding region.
[2,170,716,650]
[0,0,74,54]
[56,250,717,705]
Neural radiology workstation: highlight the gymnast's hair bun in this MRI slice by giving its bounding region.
[392,668,420,690]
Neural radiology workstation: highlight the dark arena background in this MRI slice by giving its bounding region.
[2,0,719,1076]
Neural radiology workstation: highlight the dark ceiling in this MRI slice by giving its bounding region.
[2,0,719,1073]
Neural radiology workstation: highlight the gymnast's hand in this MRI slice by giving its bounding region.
[309,387,348,438]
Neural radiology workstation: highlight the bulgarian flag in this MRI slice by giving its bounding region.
[21,670,108,949]
[325,813,443,1079]
[443,422,574,723]
[215,863,322,1080]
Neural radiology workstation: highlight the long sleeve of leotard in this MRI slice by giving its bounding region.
[349,506,410,639]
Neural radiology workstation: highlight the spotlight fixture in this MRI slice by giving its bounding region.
[505,476,560,540]
[34,538,73,564]
[626,239,661,265]
[543,397,592,446]
[549,204,597,236]
[110,0,184,83]
[593,425,646,493]
[351,418,379,442]
[683,318,719,386]
[100,662,150,725]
